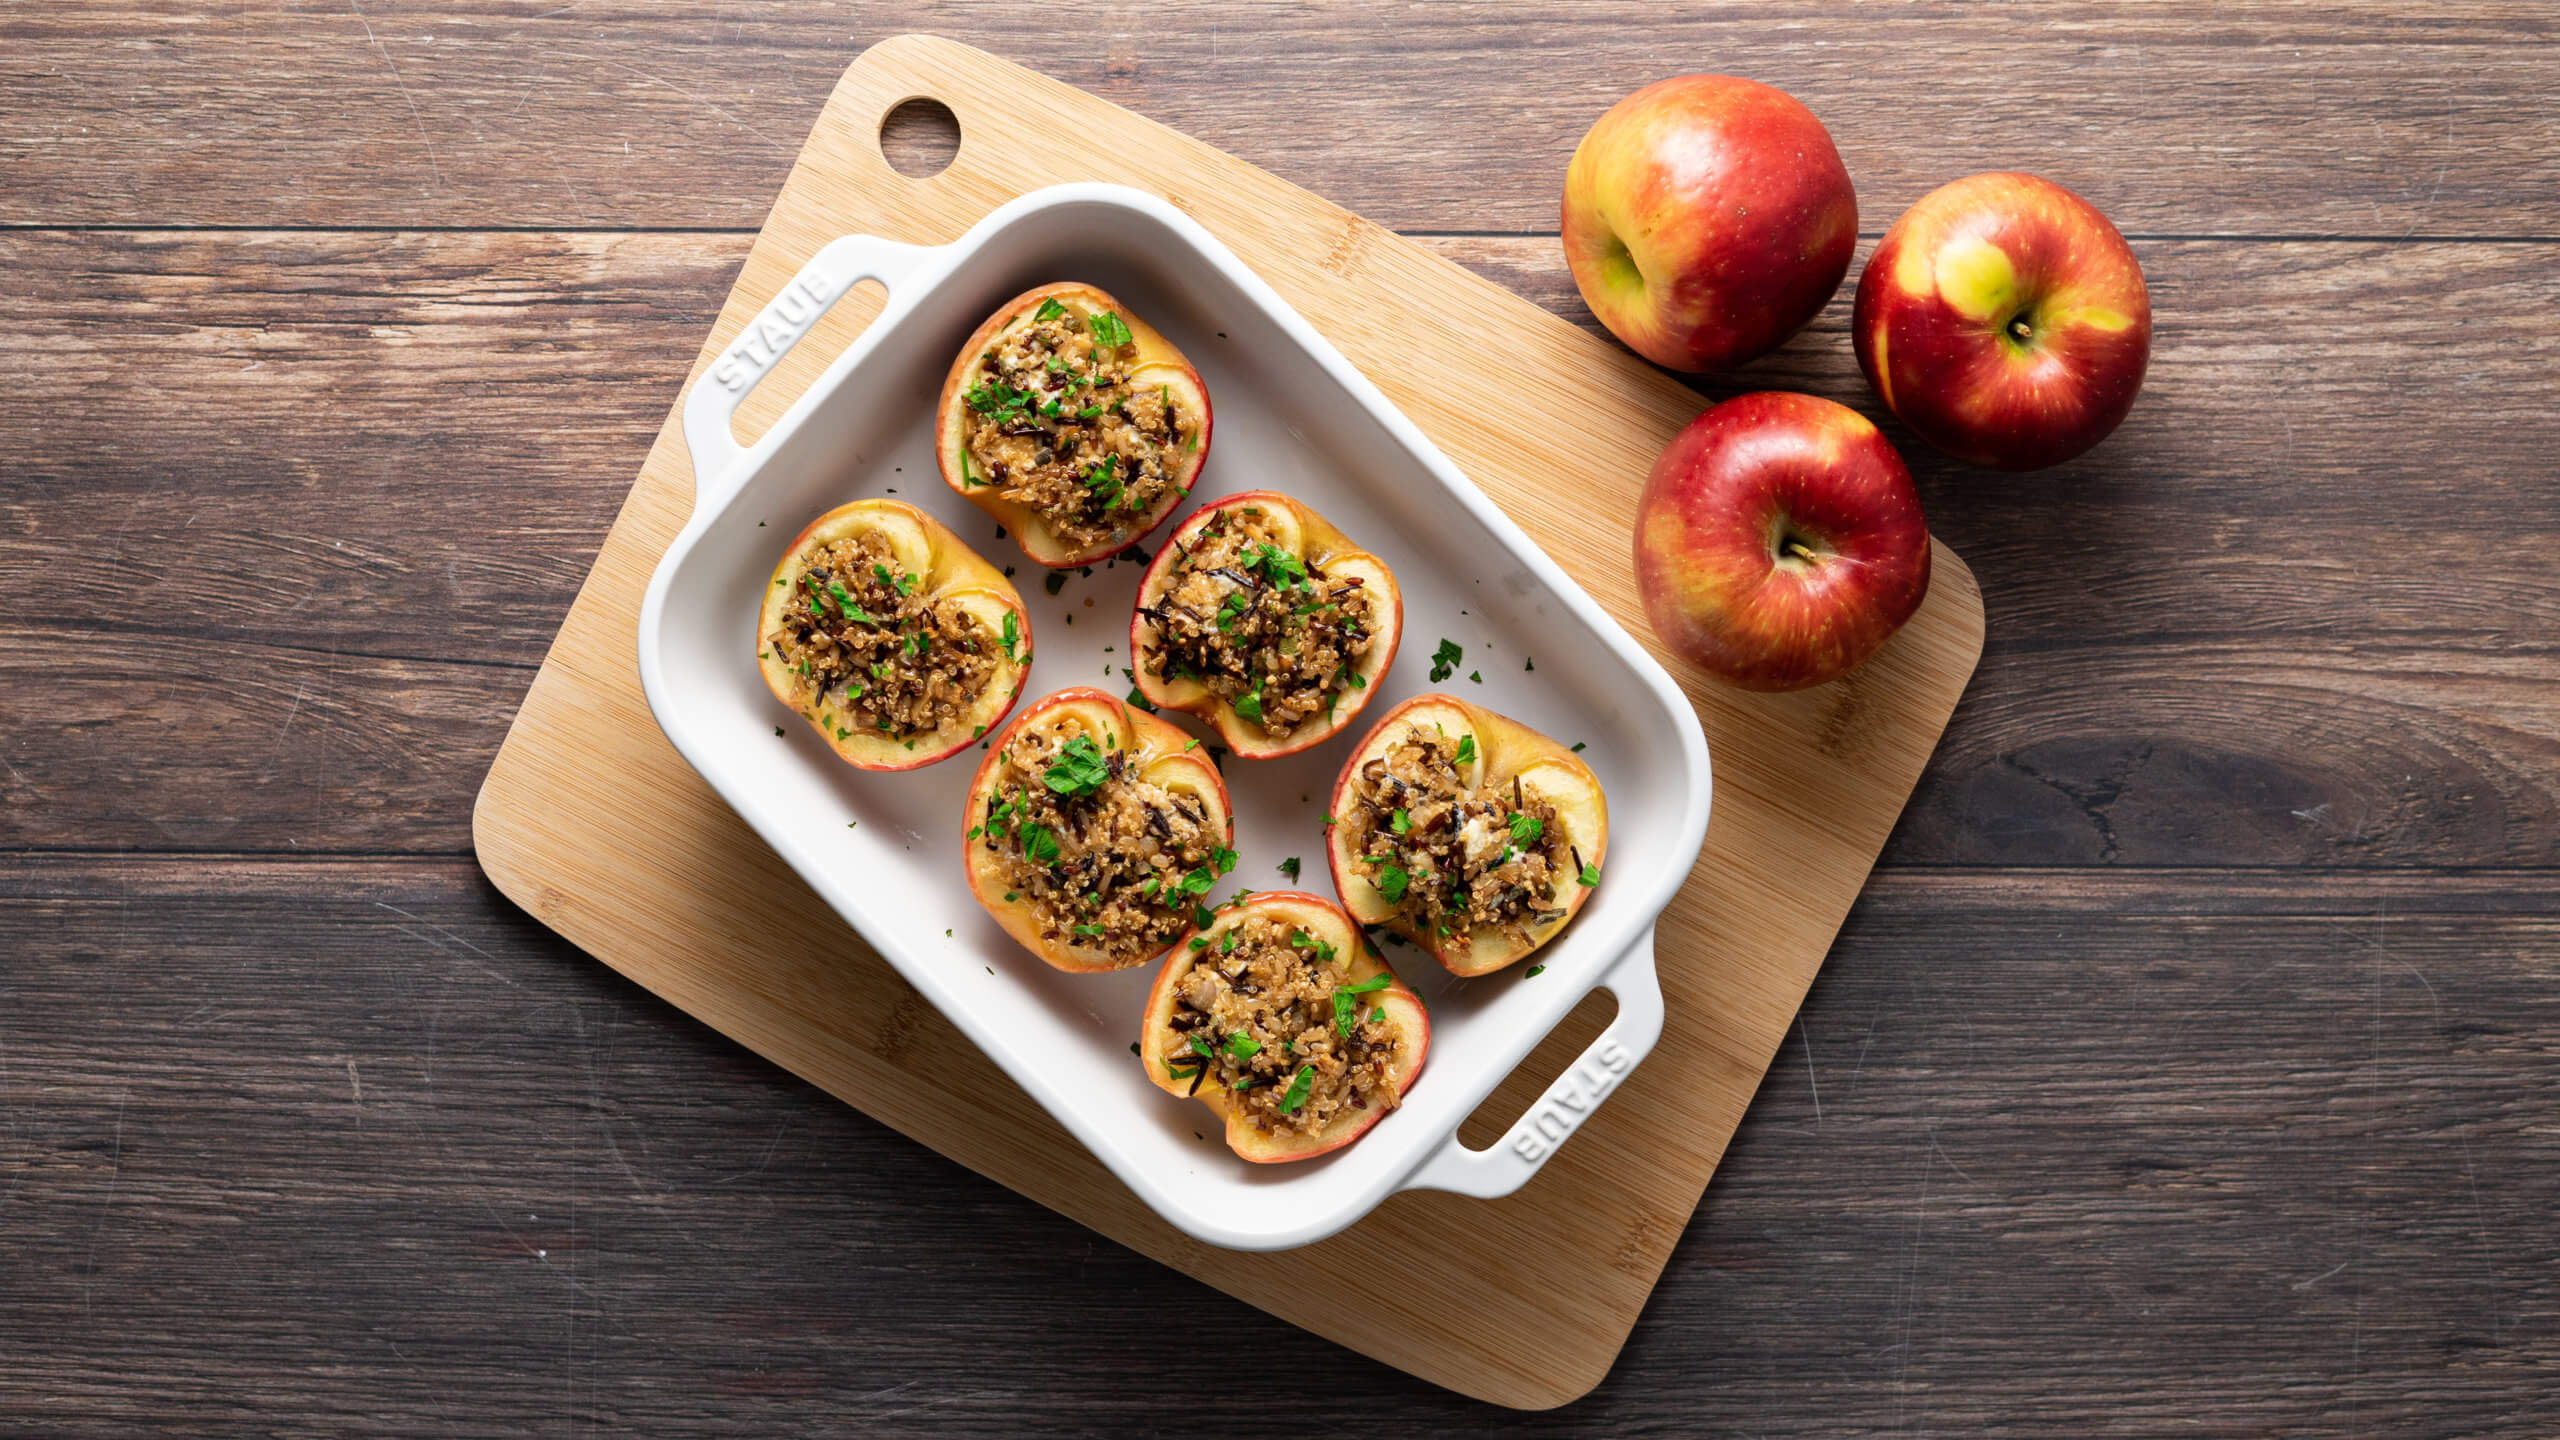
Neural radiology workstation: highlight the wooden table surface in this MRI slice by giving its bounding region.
[7,5,2556,1433]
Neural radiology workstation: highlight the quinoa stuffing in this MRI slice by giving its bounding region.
[968,716,1235,965]
[768,530,1006,739]
[1337,725,1579,947]
[1159,914,1407,1137]
[1138,506,1377,739]
[957,297,1192,555]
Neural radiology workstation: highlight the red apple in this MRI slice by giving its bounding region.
[1634,392,1931,691]
[1854,172,2151,470]
[1562,75,1858,373]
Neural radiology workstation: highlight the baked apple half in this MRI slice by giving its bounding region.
[1325,695,1608,977]
[1129,491,1401,758]
[1141,891,1429,1163]
[757,499,1032,771]
[936,283,1212,568]
[964,686,1237,973]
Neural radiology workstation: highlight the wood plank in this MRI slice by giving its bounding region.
[6,232,2557,865]
[3,7,2554,236]
[5,855,2554,1434]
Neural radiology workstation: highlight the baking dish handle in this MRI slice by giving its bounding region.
[680,234,932,509]
[1400,932,1666,1200]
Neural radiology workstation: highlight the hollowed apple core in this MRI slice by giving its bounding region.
[1130,491,1401,759]
[962,688,1235,973]
[1140,891,1428,1163]
[1325,695,1608,977]
[756,500,1029,772]
[937,283,1212,569]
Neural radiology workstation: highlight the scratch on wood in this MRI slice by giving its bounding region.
[1799,1017,1822,1125]
[346,0,444,191]
[81,1090,129,1321]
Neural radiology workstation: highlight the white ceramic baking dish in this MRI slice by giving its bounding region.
[638,184,1711,1251]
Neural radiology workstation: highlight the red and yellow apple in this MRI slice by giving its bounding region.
[1634,392,1931,691]
[1854,172,2151,470]
[1562,75,1858,373]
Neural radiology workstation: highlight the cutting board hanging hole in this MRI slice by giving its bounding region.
[879,97,960,179]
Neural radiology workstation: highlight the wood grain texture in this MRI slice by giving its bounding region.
[6,857,2554,1435]
[7,6,2560,1431]
[4,3,2556,236]
[9,232,2557,864]
[465,35,1984,1408]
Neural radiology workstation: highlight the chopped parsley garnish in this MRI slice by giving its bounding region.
[1044,571,1068,596]
[1507,812,1543,848]
[1243,542,1306,589]
[1020,823,1060,867]
[1389,809,1412,836]
[1214,591,1250,632]
[1079,454,1124,508]
[1070,923,1102,938]
[1125,686,1157,713]
[1571,741,1588,753]
[1232,689,1264,724]
[1226,1032,1259,1061]
[1468,670,1482,684]
[1088,310,1134,349]
[1428,638,1463,682]
[1277,856,1301,881]
[1041,735,1111,797]
[1578,861,1601,887]
[1454,734,1477,765]
[825,581,873,624]
[1287,927,1337,963]
[1276,1064,1316,1115]
[1374,863,1410,903]
[1033,297,1068,322]
[1332,972,1392,1036]
[999,610,1020,663]
[963,379,1032,423]
[1525,964,1546,978]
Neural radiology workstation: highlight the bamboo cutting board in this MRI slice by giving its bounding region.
[473,35,1983,1409]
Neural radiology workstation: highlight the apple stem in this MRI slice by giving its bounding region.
[2009,318,2033,342]
[1781,539,1820,564]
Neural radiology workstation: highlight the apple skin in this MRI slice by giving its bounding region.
[1854,172,2151,470]
[1562,75,1858,373]
[1634,392,1932,692]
